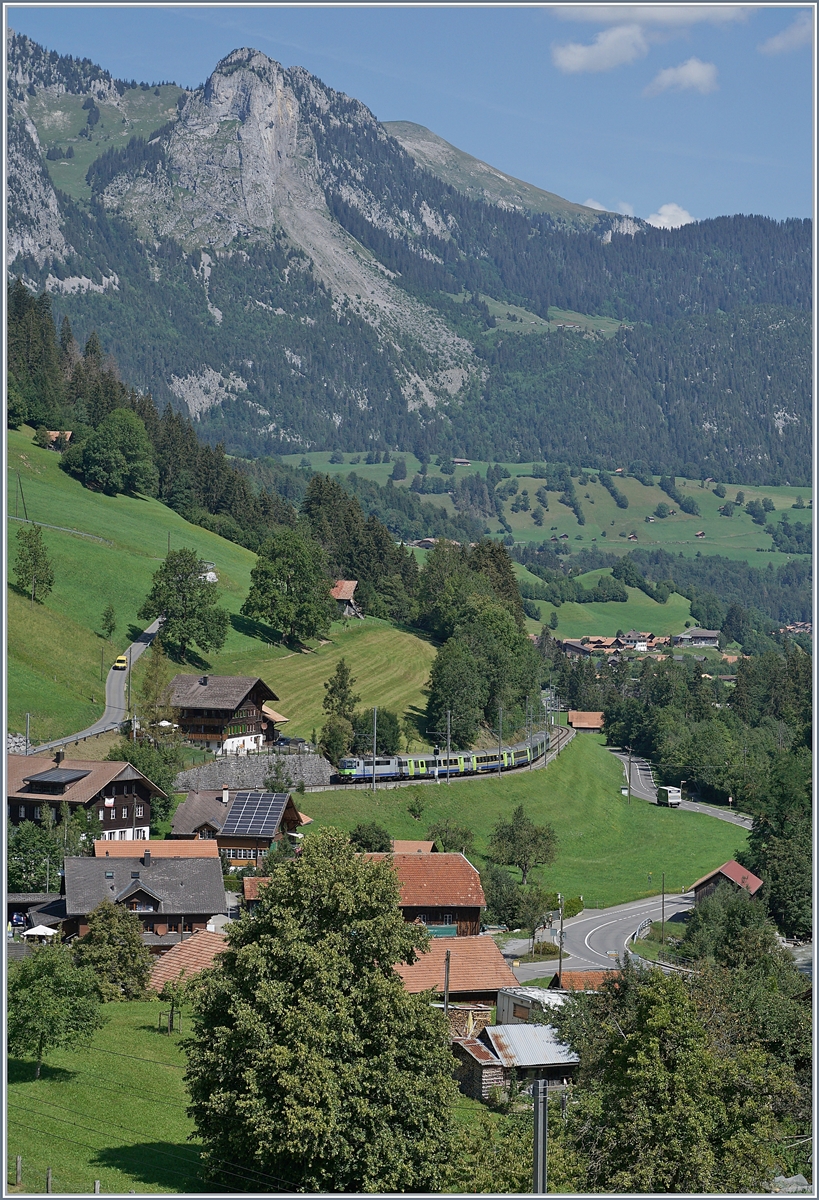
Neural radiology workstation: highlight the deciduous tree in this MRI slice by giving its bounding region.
[487,804,557,885]
[322,658,360,722]
[8,945,105,1078]
[73,900,152,1000]
[184,828,459,1191]
[138,548,229,661]
[241,528,335,644]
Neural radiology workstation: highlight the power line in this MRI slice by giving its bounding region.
[9,1097,306,1193]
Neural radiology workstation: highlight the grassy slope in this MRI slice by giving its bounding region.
[301,734,746,906]
[29,86,185,205]
[513,562,693,638]
[7,430,436,743]
[7,1000,202,1194]
[279,452,811,567]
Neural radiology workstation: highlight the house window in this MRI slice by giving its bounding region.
[34,806,42,819]
[183,922,193,933]
[136,806,143,818]
[122,807,128,820]
[168,922,179,933]
[118,830,127,839]
[19,805,26,819]
[98,809,105,821]
[512,1004,529,1020]
[443,913,453,926]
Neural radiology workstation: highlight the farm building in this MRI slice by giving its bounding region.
[365,852,485,935]
[396,935,517,1004]
[690,860,763,904]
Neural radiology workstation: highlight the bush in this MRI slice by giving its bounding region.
[349,821,391,852]
[391,457,407,481]
[563,896,584,918]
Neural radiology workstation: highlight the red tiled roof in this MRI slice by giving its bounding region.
[149,930,226,991]
[567,711,605,729]
[365,853,485,908]
[93,839,219,858]
[548,970,611,991]
[690,859,763,897]
[396,936,517,995]
[242,877,270,901]
[331,580,357,601]
[391,840,436,854]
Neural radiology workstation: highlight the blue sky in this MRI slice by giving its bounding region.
[7,4,815,223]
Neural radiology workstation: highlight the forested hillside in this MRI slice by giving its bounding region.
[6,32,813,483]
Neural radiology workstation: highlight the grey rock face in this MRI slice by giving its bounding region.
[6,118,71,268]
[175,751,333,793]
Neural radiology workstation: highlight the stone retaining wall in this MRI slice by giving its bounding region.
[175,752,333,793]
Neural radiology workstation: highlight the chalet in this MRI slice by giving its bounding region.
[690,860,763,905]
[7,752,160,839]
[62,849,226,951]
[331,580,363,619]
[396,935,517,1003]
[171,789,308,867]
[567,711,605,733]
[452,458,471,467]
[365,852,485,935]
[673,628,720,648]
[168,675,279,756]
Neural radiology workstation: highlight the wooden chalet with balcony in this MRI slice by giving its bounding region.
[168,675,279,756]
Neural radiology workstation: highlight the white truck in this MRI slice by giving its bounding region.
[656,786,682,808]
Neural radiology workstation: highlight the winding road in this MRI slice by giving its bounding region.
[609,749,753,831]
[505,893,695,981]
[28,619,162,755]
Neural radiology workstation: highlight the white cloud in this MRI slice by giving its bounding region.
[644,57,718,96]
[758,11,813,55]
[550,5,749,27]
[617,201,635,217]
[583,198,608,211]
[646,203,695,229]
[552,23,648,73]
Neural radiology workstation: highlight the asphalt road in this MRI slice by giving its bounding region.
[505,893,695,981]
[29,619,162,755]
[609,749,753,830]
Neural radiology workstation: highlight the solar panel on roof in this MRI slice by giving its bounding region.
[23,768,91,785]
[221,792,289,837]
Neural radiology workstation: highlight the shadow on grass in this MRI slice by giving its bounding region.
[92,1142,205,1191]
[7,1058,76,1084]
[229,611,283,644]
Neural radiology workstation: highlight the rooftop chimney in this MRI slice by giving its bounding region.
[200,675,209,686]
[143,849,151,867]
[55,748,65,765]
[222,787,230,804]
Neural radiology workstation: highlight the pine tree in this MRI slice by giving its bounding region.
[14,524,55,603]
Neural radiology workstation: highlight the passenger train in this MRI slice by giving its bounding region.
[338,730,553,782]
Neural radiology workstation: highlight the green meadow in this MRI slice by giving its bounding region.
[301,734,746,906]
[278,450,811,568]
[7,430,436,743]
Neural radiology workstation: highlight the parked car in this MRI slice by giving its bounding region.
[11,912,26,928]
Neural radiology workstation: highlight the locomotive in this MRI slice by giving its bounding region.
[337,730,551,782]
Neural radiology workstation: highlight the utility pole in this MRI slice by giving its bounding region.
[661,872,665,946]
[444,948,451,1018]
[557,894,564,988]
[497,704,503,777]
[167,531,171,556]
[371,707,377,791]
[25,713,30,757]
[532,1078,548,1193]
[100,647,104,683]
[446,709,451,786]
[627,744,633,806]
[30,574,36,609]
[127,647,132,714]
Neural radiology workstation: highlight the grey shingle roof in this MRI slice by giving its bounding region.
[63,856,227,918]
[170,791,228,836]
[169,675,278,709]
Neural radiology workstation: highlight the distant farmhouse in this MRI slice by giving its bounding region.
[169,675,279,756]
